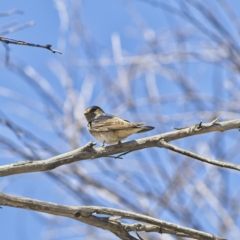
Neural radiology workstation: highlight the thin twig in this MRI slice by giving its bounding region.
[0,9,23,17]
[158,139,240,171]
[108,150,134,159]
[0,21,34,36]
[0,36,62,54]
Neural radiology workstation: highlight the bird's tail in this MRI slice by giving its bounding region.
[136,126,154,133]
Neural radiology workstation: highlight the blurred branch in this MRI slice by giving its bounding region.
[0,9,23,17]
[0,115,59,156]
[0,192,225,240]
[0,21,34,36]
[0,36,62,54]
[9,64,63,112]
[0,20,19,30]
[0,118,239,177]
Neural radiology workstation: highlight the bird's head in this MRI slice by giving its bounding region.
[84,106,105,122]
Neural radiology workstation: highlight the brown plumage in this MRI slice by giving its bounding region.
[84,106,154,146]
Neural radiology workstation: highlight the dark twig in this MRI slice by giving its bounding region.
[0,36,62,54]
[135,231,145,240]
[109,150,134,159]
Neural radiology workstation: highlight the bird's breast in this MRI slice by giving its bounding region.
[89,130,121,144]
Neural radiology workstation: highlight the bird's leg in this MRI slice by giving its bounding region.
[102,140,105,147]
[118,140,122,144]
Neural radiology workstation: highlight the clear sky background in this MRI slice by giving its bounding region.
[1,1,240,240]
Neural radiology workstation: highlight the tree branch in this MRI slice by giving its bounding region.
[0,119,239,177]
[0,36,62,54]
[158,139,240,171]
[0,22,34,36]
[0,9,23,17]
[0,192,225,240]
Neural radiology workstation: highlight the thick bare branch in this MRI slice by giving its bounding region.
[0,192,225,240]
[0,119,239,177]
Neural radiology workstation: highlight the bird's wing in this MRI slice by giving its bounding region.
[89,115,144,132]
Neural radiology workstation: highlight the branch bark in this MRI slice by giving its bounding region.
[158,140,240,171]
[0,192,225,240]
[0,119,239,177]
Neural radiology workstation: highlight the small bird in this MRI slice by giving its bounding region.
[84,106,154,146]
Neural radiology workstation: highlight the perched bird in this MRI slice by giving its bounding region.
[84,106,154,146]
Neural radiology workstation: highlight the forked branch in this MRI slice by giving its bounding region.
[0,192,225,240]
[0,119,239,177]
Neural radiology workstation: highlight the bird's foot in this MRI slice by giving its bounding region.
[117,140,122,144]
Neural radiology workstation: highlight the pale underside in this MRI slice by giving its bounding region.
[87,115,146,144]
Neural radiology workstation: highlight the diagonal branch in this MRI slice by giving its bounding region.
[0,36,62,54]
[158,139,240,171]
[0,21,35,36]
[0,119,240,177]
[0,192,225,240]
[0,9,23,17]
